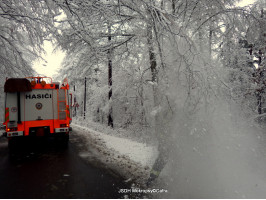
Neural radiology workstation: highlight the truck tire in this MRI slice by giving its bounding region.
[61,134,69,147]
[8,138,17,152]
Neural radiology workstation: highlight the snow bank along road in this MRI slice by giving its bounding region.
[72,124,158,186]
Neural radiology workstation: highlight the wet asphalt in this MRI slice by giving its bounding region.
[0,131,129,199]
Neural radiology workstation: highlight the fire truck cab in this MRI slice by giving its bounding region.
[3,77,72,147]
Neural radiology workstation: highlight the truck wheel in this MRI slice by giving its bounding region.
[8,138,17,152]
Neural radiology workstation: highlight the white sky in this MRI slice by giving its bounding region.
[32,40,65,78]
[236,0,256,7]
[33,0,256,78]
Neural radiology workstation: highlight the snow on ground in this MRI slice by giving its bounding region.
[97,132,158,168]
[71,123,158,185]
[73,116,154,144]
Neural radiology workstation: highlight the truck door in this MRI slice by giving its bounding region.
[5,93,18,125]
[24,90,53,121]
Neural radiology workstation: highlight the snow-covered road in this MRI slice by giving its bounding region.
[0,135,129,198]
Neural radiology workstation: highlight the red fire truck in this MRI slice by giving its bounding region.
[3,77,72,148]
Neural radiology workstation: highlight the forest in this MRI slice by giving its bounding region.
[0,0,265,197]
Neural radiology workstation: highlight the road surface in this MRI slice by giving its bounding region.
[0,130,130,199]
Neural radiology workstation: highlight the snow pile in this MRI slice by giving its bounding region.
[158,100,266,198]
[71,123,158,185]
[97,132,158,168]
[72,116,154,144]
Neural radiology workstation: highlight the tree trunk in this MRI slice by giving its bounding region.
[198,22,204,52]
[108,23,113,128]
[172,0,176,14]
[209,26,213,58]
[84,77,86,120]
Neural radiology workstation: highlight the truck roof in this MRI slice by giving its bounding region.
[4,77,69,91]
[4,78,32,93]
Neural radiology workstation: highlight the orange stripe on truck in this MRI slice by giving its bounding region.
[5,108,9,123]
[66,106,70,118]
